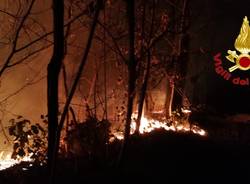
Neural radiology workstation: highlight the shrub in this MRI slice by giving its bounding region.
[8,115,47,163]
[66,117,111,160]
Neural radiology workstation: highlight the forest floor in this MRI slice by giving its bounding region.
[1,120,250,184]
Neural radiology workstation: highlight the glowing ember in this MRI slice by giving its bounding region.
[181,108,192,114]
[0,151,33,171]
[112,112,207,140]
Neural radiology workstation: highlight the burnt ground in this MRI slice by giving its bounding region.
[1,126,250,184]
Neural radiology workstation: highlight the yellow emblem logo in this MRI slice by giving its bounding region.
[226,16,250,72]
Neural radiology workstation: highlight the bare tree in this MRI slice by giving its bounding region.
[117,0,136,164]
[47,0,64,183]
[164,0,190,119]
[49,1,103,182]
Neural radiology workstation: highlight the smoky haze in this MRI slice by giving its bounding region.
[0,1,55,153]
[1,0,250,153]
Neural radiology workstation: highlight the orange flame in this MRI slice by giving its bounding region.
[112,111,207,140]
[0,151,33,170]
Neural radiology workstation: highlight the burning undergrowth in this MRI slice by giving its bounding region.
[0,115,48,170]
[8,110,250,184]
[0,109,207,171]
[111,109,207,140]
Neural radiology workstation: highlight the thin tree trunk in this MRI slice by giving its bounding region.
[50,2,102,181]
[63,0,73,144]
[94,59,98,117]
[62,64,70,155]
[103,5,108,120]
[118,0,136,165]
[135,0,155,134]
[47,0,64,179]
[62,64,69,133]
[102,7,109,157]
[165,0,189,118]
[135,51,151,134]
[165,78,174,118]
[172,0,189,110]
[135,0,146,135]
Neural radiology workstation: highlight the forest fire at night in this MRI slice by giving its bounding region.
[1,0,250,183]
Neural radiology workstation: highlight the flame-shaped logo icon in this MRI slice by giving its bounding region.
[226,16,250,72]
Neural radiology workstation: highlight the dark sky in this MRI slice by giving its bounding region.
[187,0,250,114]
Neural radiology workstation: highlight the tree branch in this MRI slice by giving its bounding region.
[0,1,97,77]
[0,0,35,77]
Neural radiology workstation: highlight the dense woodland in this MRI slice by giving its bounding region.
[0,0,250,183]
